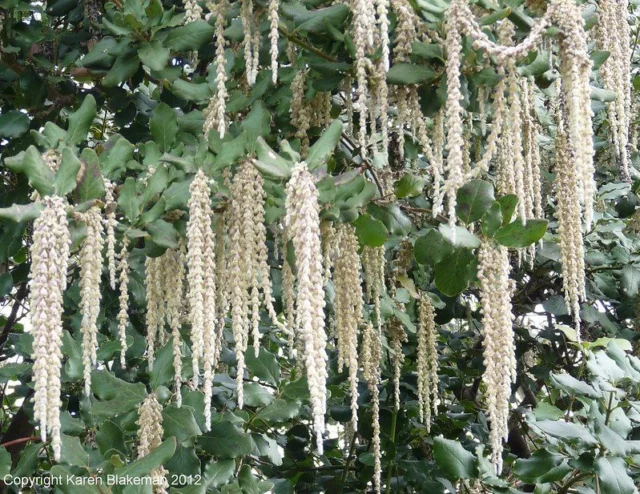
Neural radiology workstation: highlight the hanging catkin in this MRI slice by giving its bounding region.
[352,0,374,156]
[118,236,130,368]
[333,224,363,431]
[226,160,281,409]
[555,95,586,339]
[162,245,186,407]
[203,0,229,137]
[136,394,169,493]
[361,322,382,494]
[186,169,216,390]
[183,0,202,23]
[268,0,279,83]
[442,0,465,232]
[145,255,164,371]
[596,0,632,181]
[550,0,596,231]
[362,246,385,330]
[285,161,328,454]
[30,195,71,462]
[386,316,407,411]
[104,179,118,290]
[417,294,439,430]
[477,238,515,475]
[76,207,104,396]
[241,0,259,85]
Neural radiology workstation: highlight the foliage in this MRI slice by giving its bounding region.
[0,0,639,493]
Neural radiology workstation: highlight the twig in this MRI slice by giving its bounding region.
[278,26,337,62]
[0,435,40,449]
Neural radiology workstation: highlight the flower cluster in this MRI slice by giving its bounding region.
[30,196,71,462]
[225,160,280,409]
[203,0,229,137]
[136,394,168,493]
[477,238,515,474]
[76,207,104,396]
[417,294,439,430]
[285,161,328,454]
[361,322,382,494]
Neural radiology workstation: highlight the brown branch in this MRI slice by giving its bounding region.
[278,27,337,62]
[0,435,40,449]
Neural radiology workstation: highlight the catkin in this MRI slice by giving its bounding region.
[477,238,515,475]
[285,162,328,454]
[30,196,71,462]
[361,322,382,494]
[203,0,229,137]
[417,294,439,430]
[104,179,118,290]
[77,207,104,396]
[117,236,130,368]
[334,224,363,431]
[137,394,169,493]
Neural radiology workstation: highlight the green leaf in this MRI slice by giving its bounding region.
[145,219,179,249]
[0,202,44,222]
[5,146,55,196]
[495,219,548,248]
[307,119,343,170]
[115,438,176,477]
[0,446,10,478]
[245,347,280,386]
[280,377,310,402]
[591,86,617,102]
[394,174,425,198]
[438,224,481,249]
[387,63,437,85]
[241,101,271,154]
[150,103,178,152]
[497,194,518,225]
[481,203,503,237]
[532,420,598,445]
[257,399,301,423]
[96,420,127,457]
[165,20,215,51]
[91,369,147,418]
[514,450,572,484]
[414,229,455,265]
[433,437,478,480]
[60,434,90,468]
[204,459,235,488]
[595,456,636,494]
[171,79,212,102]
[118,177,142,223]
[166,444,201,477]
[55,147,82,196]
[0,272,13,299]
[255,137,292,179]
[75,148,105,202]
[199,421,255,458]
[620,265,640,297]
[367,203,412,236]
[411,41,443,61]
[353,214,388,247]
[238,465,261,494]
[0,110,30,138]
[293,4,350,34]
[66,94,96,145]
[456,180,495,224]
[101,134,135,180]
[138,40,170,71]
[102,52,140,87]
[435,248,476,297]
[518,50,551,77]
[162,405,202,444]
[550,373,601,398]
[243,383,276,407]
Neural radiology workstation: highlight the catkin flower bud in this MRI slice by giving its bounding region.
[417,294,439,430]
[137,394,168,493]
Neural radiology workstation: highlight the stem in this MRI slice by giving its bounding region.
[0,436,39,448]
[278,26,337,62]
[384,409,398,494]
[339,431,358,492]
[604,391,615,426]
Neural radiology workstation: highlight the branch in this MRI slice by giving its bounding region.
[0,436,40,449]
[278,26,337,62]
[0,283,28,349]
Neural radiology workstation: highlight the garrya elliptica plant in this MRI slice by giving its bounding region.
[0,0,640,492]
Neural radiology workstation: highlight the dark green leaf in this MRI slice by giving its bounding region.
[0,202,44,222]
[307,120,343,169]
[433,437,478,479]
[481,203,503,237]
[204,459,235,488]
[387,63,437,85]
[497,195,518,225]
[354,214,388,247]
[150,103,178,152]
[115,438,176,477]
[162,405,202,443]
[395,174,425,198]
[138,40,170,71]
[245,347,280,386]
[118,177,142,223]
[75,148,105,202]
[435,248,476,297]
[414,229,455,265]
[199,421,255,458]
[5,146,55,196]
[456,180,495,224]
[165,20,215,51]
[495,219,548,248]
[66,94,96,145]
[595,456,636,494]
[55,147,81,196]
[0,110,30,138]
[258,399,301,423]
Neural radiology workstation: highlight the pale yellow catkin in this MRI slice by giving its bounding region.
[30,196,71,462]
[118,236,131,368]
[136,394,169,493]
[77,207,104,396]
[285,162,328,454]
[361,322,382,494]
[417,294,439,430]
